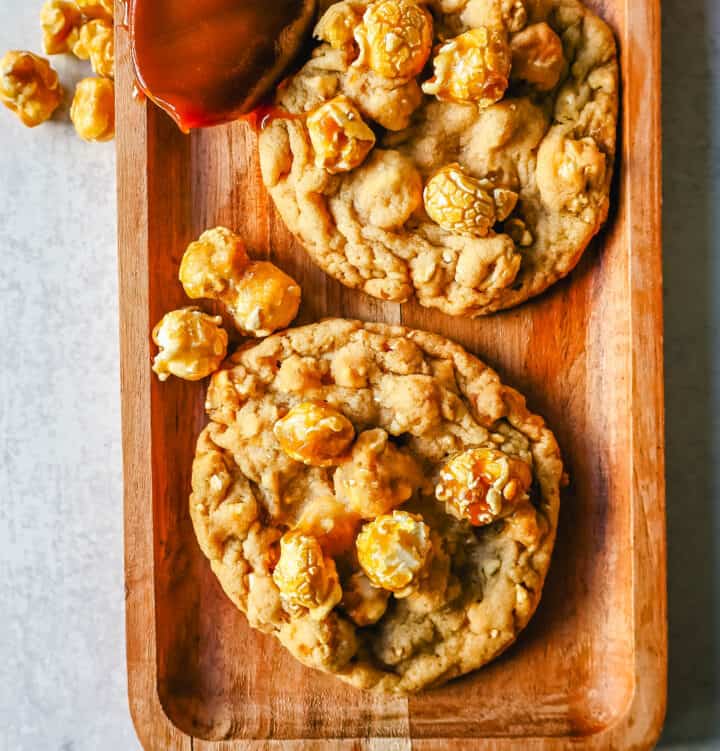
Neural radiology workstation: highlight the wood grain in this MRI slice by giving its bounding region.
[117,0,666,747]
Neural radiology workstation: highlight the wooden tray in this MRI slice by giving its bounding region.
[117,0,666,747]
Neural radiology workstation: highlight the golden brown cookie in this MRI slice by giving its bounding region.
[190,319,563,693]
[259,0,618,316]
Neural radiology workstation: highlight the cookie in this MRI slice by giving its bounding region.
[190,319,563,693]
[258,0,618,316]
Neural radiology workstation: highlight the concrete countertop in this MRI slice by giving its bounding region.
[0,0,717,748]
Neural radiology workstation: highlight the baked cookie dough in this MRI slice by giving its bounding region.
[258,0,618,316]
[190,319,563,693]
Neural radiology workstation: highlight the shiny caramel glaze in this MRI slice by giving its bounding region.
[241,102,302,132]
[129,0,316,131]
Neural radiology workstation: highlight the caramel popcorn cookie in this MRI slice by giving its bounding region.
[190,319,563,693]
[259,0,618,316]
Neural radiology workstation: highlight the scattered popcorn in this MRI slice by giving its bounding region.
[151,307,228,382]
[73,18,114,78]
[40,0,82,55]
[0,50,62,127]
[70,76,114,141]
[179,227,301,337]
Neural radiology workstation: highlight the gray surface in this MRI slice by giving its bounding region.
[0,6,137,751]
[0,0,718,749]
[659,0,720,747]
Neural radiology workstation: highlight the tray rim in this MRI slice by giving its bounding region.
[116,0,666,746]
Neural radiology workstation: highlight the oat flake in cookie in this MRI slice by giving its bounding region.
[258,0,618,316]
[190,320,563,692]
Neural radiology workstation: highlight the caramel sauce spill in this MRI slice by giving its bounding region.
[129,0,316,131]
[242,103,303,132]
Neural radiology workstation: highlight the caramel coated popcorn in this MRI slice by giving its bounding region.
[314,1,365,54]
[307,95,376,174]
[12,0,117,138]
[510,22,564,91]
[151,308,228,382]
[422,27,510,106]
[424,164,518,236]
[436,447,532,526]
[75,0,113,20]
[356,510,432,596]
[274,400,355,466]
[225,261,301,337]
[272,530,342,619]
[0,51,62,127]
[179,227,301,337]
[179,227,250,299]
[73,18,114,78]
[70,76,114,141]
[40,0,82,55]
[354,0,432,80]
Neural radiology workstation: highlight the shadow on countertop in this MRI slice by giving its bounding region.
[659,0,720,746]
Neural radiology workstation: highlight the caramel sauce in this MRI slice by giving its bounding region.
[129,0,315,131]
[131,81,146,103]
[241,102,303,132]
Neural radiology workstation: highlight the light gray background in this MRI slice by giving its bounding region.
[0,1,717,749]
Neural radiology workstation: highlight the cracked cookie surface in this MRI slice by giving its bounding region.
[190,319,562,692]
[258,0,618,316]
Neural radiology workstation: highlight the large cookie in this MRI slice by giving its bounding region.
[190,319,563,693]
[259,0,618,316]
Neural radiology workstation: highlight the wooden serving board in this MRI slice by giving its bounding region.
[116,0,666,747]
